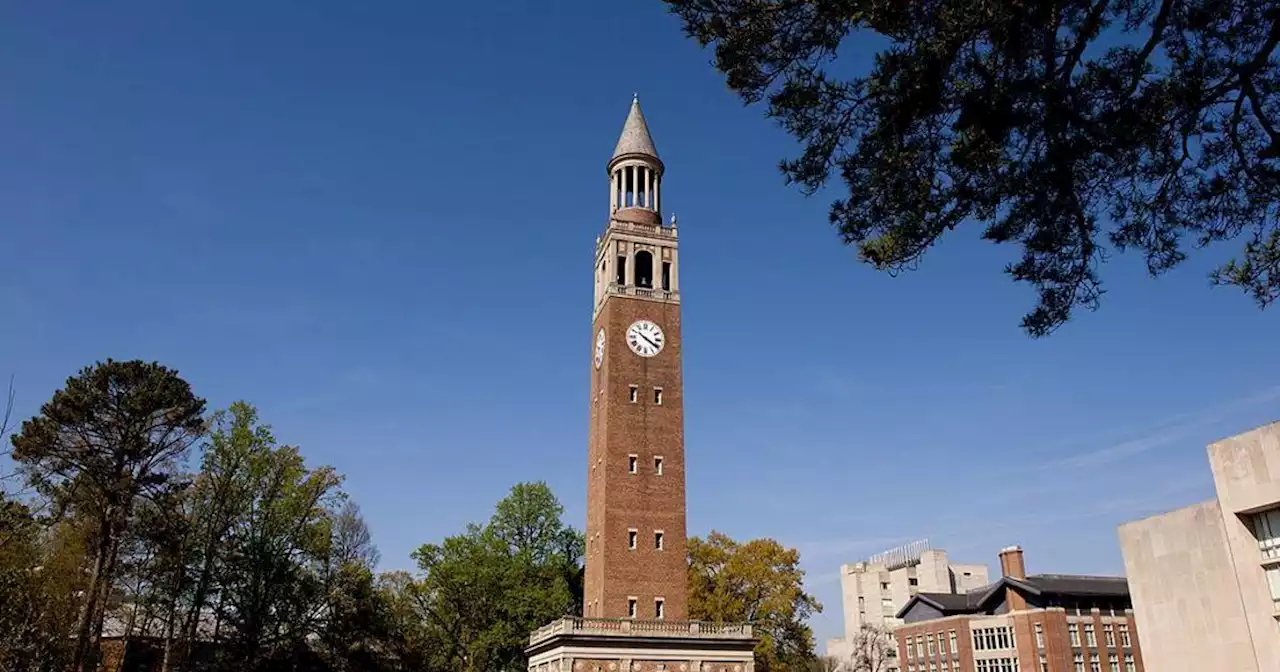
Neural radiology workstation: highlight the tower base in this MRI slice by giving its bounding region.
[526,618,756,672]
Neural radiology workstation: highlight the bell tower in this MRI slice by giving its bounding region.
[584,95,687,622]
[525,97,754,672]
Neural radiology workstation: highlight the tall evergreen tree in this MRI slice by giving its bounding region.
[10,360,205,671]
[666,0,1280,335]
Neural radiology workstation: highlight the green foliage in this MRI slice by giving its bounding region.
[11,359,206,504]
[0,497,86,671]
[4,376,401,672]
[688,531,821,672]
[666,0,1280,335]
[410,482,584,672]
[10,359,206,671]
[3,360,827,672]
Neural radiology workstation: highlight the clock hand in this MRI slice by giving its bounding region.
[641,334,659,348]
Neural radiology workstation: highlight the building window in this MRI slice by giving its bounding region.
[907,637,916,659]
[655,597,665,619]
[654,531,664,550]
[654,388,663,404]
[1108,655,1118,672]
[654,456,663,475]
[1266,565,1280,607]
[628,455,638,473]
[1090,655,1100,672]
[949,630,957,654]
[917,636,924,656]
[1034,623,1044,648]
[928,663,936,672]
[629,385,638,403]
[1251,507,1280,559]
[973,626,1012,651]
[881,581,890,591]
[616,256,627,285]
[1084,624,1096,647]
[1073,654,1084,672]
[909,577,919,586]
[628,529,637,550]
[1123,655,1134,672]
[1069,624,1080,647]
[1103,624,1114,647]
[926,634,935,655]
[627,597,637,618]
[634,250,654,288]
[1118,624,1130,647]
[858,596,865,614]
[662,261,672,291]
[1039,656,1048,672]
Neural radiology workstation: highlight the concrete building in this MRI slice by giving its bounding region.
[894,547,1145,672]
[525,98,756,672]
[1117,421,1280,672]
[827,541,989,668]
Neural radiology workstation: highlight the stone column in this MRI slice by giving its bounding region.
[625,242,635,287]
[669,247,679,293]
[611,170,618,212]
[644,167,651,209]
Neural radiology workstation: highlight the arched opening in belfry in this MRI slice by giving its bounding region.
[634,250,654,289]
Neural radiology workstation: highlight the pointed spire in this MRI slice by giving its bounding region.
[611,95,660,161]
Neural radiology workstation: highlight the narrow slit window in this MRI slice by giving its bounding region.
[655,531,664,550]
[616,256,626,285]
[628,529,637,550]
[629,385,638,403]
[628,598,637,618]
[653,388,663,405]
[662,261,671,291]
[654,598,664,620]
[654,456,663,475]
[628,455,638,473]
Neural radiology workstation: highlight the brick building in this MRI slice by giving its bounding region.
[893,547,1145,672]
[525,97,755,672]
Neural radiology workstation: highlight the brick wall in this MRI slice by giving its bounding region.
[584,295,688,620]
[895,617,975,672]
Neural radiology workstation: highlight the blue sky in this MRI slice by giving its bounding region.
[3,1,1279,646]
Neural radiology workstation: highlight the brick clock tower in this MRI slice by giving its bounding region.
[526,98,755,672]
[584,95,687,622]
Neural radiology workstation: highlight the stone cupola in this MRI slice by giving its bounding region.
[608,95,664,226]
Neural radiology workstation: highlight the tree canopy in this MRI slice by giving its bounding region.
[689,531,822,672]
[665,0,1280,335]
[410,482,584,672]
[3,359,826,672]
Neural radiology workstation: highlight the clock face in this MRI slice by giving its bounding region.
[626,320,665,357]
[594,328,606,369]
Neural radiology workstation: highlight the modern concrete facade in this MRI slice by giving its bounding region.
[1118,421,1280,672]
[826,541,989,669]
[526,98,755,672]
[894,547,1144,672]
